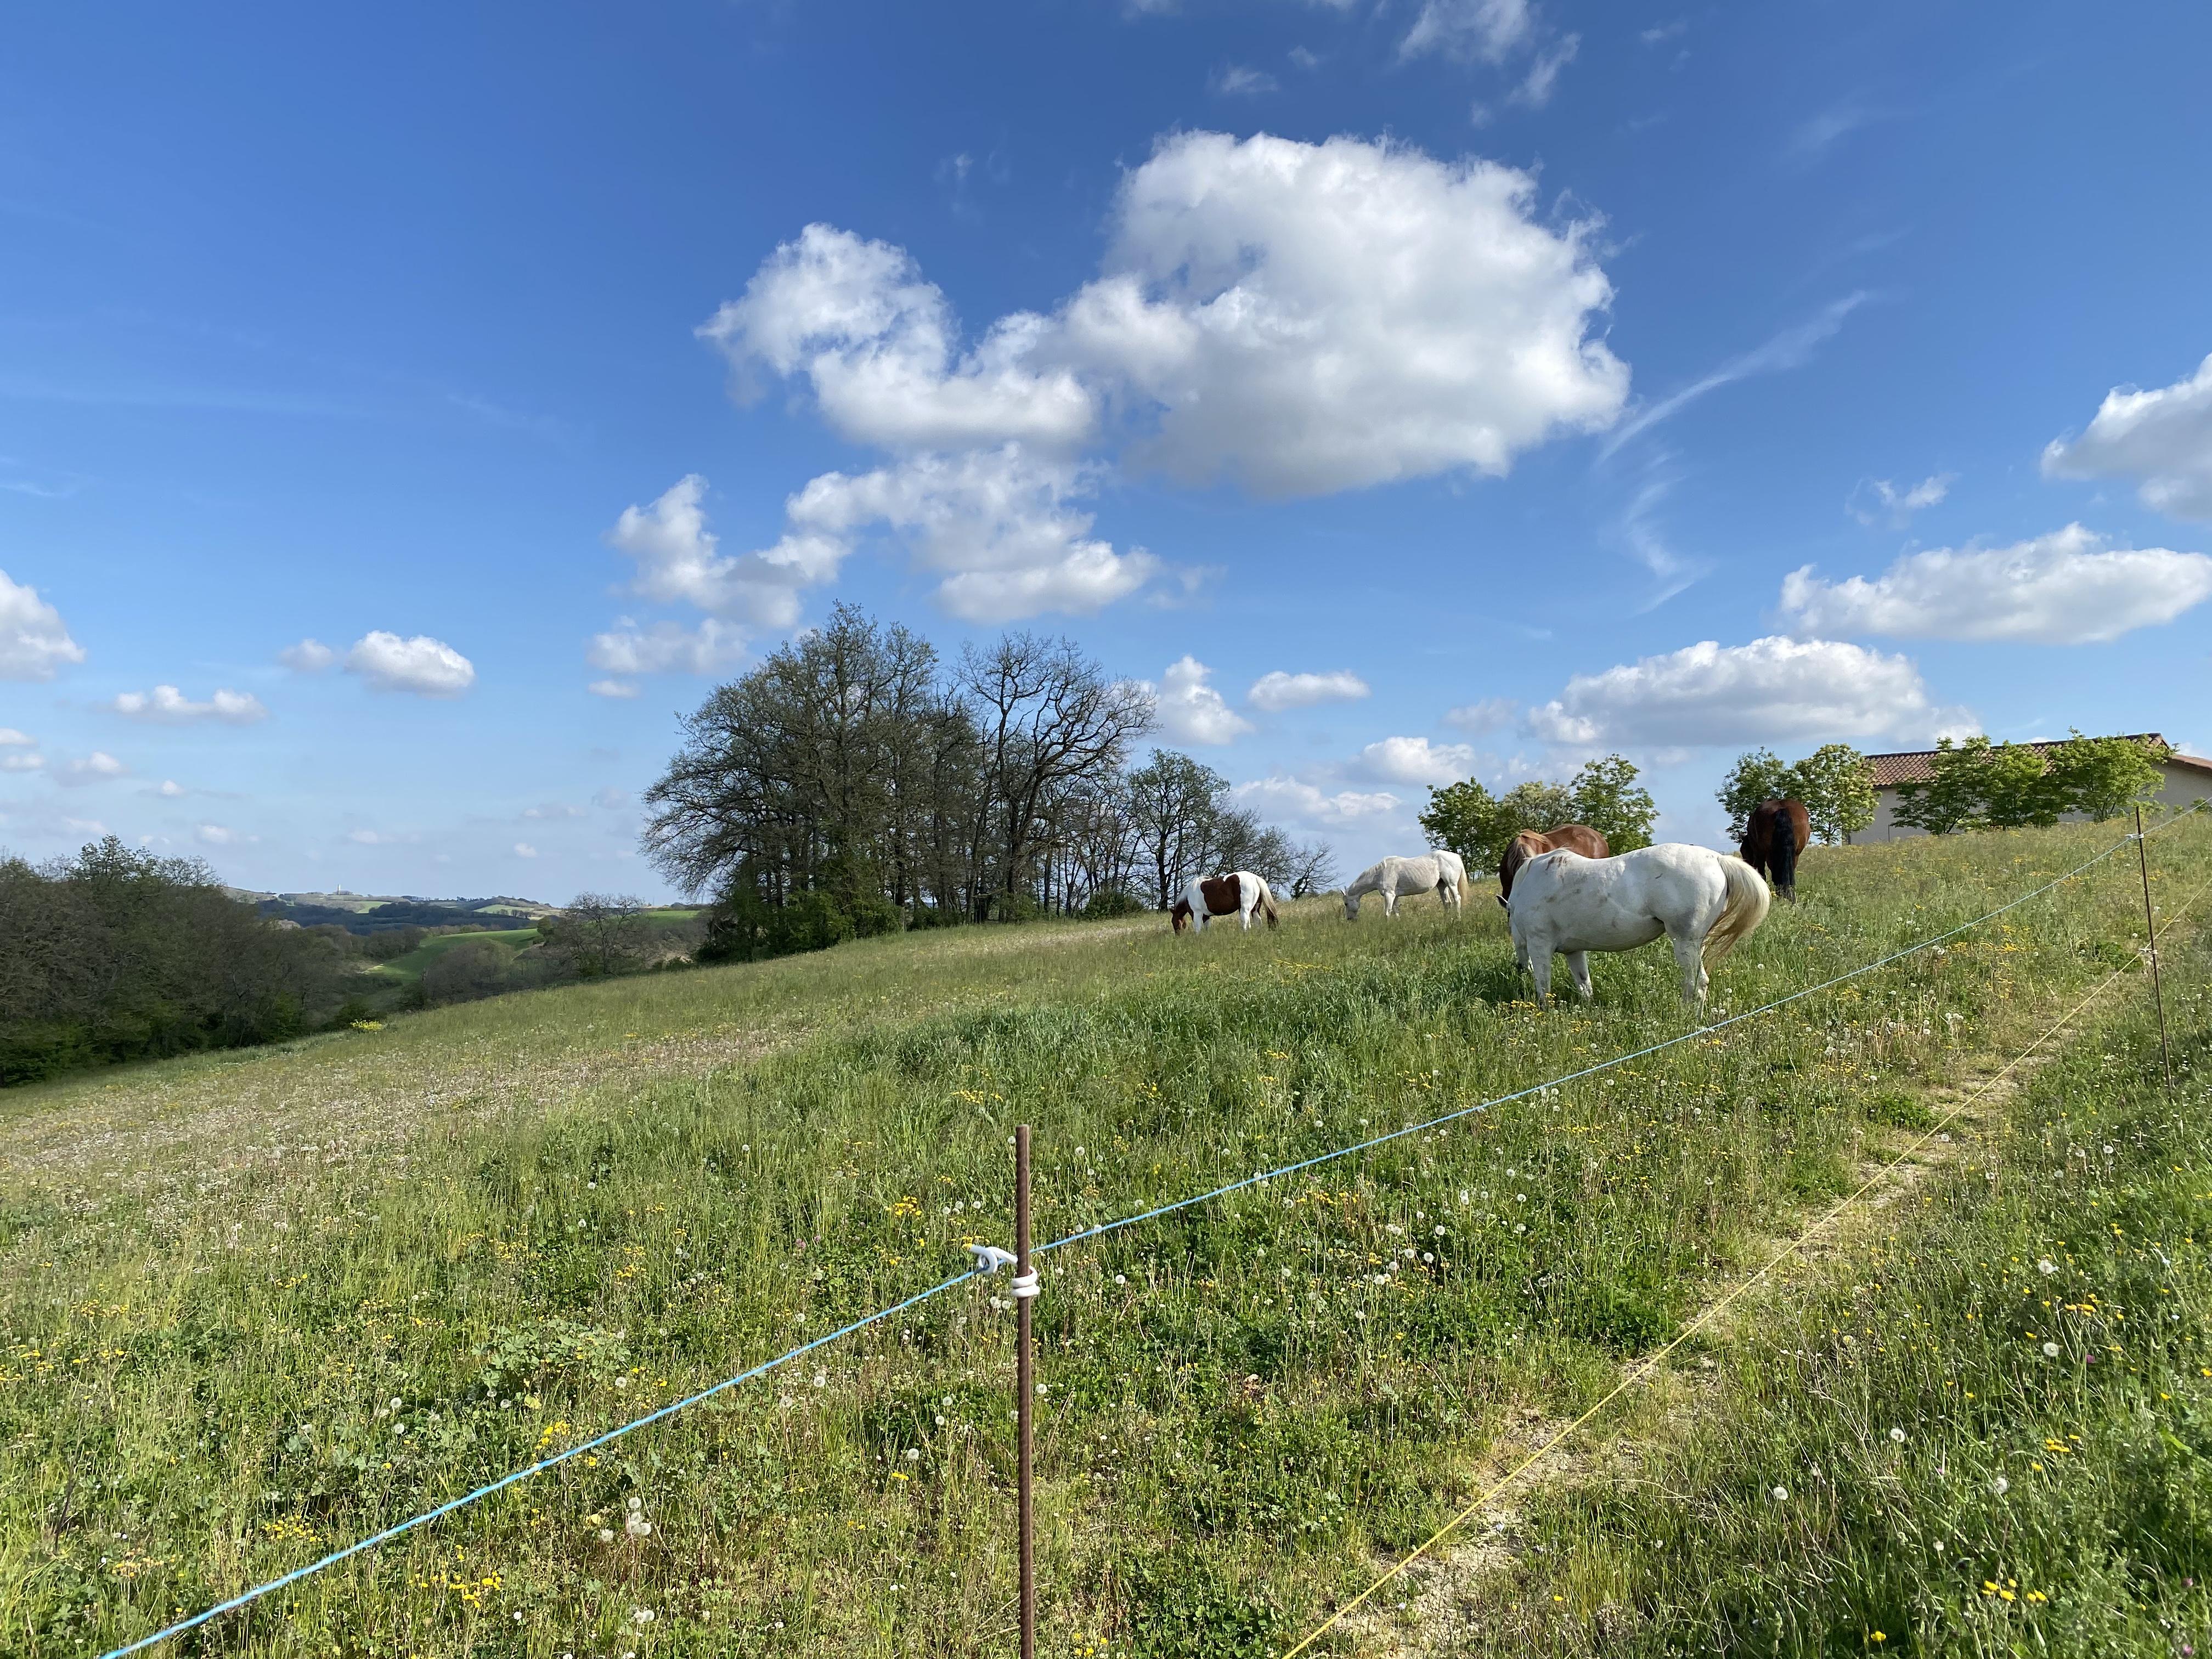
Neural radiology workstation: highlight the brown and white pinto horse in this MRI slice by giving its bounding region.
[1170,871,1280,933]
[1497,823,1611,908]
[1739,797,1812,902]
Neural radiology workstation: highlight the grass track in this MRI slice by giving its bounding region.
[2,822,2207,1657]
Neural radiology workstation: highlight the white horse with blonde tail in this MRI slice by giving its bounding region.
[1342,850,1468,919]
[1505,843,1768,1006]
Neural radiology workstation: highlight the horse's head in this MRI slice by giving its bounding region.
[1342,888,1360,921]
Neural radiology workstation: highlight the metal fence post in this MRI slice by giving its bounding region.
[1015,1124,1036,1659]
[2136,805,2174,1088]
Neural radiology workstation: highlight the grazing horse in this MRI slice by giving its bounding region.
[1342,851,1468,919]
[1496,823,1612,908]
[1171,870,1280,933]
[1505,843,1769,1006]
[1739,797,1813,903]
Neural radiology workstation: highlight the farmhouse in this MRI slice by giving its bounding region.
[1849,732,2212,843]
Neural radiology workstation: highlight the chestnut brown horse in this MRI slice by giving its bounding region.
[1497,823,1611,907]
[1739,797,1812,902]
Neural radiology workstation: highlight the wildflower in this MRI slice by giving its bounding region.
[1434,1226,1446,1238]
[2038,1259,2056,1274]
[626,1514,651,1538]
[1888,1427,1906,1443]
[1771,1486,1788,1502]
[596,1529,614,1543]
[632,1607,655,1624]
[2042,1342,2060,1358]
[1992,1476,2009,1495]
[904,1448,920,1462]
[812,1372,827,1388]
[1114,1275,1126,1286]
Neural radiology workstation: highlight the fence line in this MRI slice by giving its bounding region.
[1041,814,2191,1259]
[1279,851,2210,1657]
[97,1269,978,1659]
[102,808,2199,1657]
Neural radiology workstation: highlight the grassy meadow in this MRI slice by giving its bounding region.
[368,932,541,986]
[2,820,2207,1657]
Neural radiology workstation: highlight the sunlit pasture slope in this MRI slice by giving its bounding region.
[2,821,2204,1657]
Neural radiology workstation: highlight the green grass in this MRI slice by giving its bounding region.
[1,822,2205,1657]
[1451,929,2212,1656]
[366,929,540,984]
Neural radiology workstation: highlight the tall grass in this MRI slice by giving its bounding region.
[0,822,2203,1657]
[1444,929,2212,1656]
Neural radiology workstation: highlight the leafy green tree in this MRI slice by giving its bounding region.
[1566,755,1657,852]
[1892,737,1996,834]
[1720,744,1875,843]
[2045,730,2168,821]
[1787,743,1877,844]
[1420,777,1570,870]
[1717,749,1796,840]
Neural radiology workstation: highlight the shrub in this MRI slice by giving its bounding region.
[1083,888,1147,919]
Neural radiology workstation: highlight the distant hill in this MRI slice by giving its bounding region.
[224,888,566,934]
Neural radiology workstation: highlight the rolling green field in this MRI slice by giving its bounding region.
[366,930,541,985]
[1,821,2206,1657]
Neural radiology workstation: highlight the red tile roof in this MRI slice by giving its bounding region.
[1863,733,2212,788]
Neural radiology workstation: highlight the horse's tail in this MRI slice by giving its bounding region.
[1256,876,1279,929]
[1703,854,1770,967]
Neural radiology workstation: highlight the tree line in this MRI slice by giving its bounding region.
[1417,755,1660,871]
[642,605,1333,960]
[0,838,356,1085]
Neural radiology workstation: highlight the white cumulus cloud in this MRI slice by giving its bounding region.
[195,823,242,846]
[588,614,748,677]
[1779,525,2212,645]
[345,632,475,696]
[1247,669,1370,712]
[786,447,1158,623]
[280,638,336,672]
[679,131,1626,635]
[2042,352,2212,522]
[57,751,128,787]
[108,685,269,724]
[1232,774,1404,829]
[514,842,539,859]
[0,568,84,681]
[698,223,1096,453]
[1443,696,1518,733]
[2,751,44,773]
[0,727,32,746]
[1355,735,1479,785]
[606,475,839,630]
[588,679,640,699]
[1060,132,1625,496]
[1849,473,1953,528]
[1147,656,1254,746]
[1525,635,1959,747]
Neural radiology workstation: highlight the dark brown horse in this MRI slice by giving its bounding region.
[1497,823,1612,907]
[1740,797,1812,902]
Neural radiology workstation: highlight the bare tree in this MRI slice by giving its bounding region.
[960,634,1154,918]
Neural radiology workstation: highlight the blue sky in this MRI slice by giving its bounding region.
[4,2,2209,901]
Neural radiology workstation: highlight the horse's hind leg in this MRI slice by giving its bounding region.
[1565,950,1593,1002]
[1527,944,1555,1006]
[1668,929,1708,1004]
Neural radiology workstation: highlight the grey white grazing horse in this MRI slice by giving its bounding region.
[1505,843,1769,1006]
[1342,850,1468,919]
